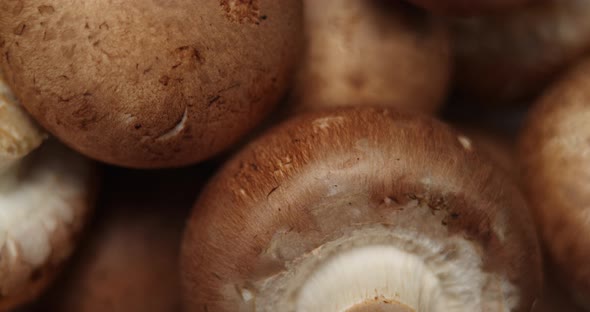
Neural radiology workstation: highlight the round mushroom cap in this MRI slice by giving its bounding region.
[181,107,542,311]
[296,0,450,115]
[0,0,303,168]
[0,140,97,311]
[519,57,590,308]
[452,0,590,105]
[0,75,46,173]
[407,0,531,15]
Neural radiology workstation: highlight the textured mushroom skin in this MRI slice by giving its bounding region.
[408,0,531,16]
[520,59,590,308]
[0,141,97,311]
[181,107,542,311]
[0,0,302,168]
[297,0,450,114]
[0,74,45,172]
[453,0,590,105]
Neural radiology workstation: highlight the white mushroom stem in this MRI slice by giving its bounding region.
[253,227,519,311]
[296,245,441,311]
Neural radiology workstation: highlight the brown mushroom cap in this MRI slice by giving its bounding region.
[181,107,541,311]
[452,0,590,105]
[519,58,590,309]
[407,0,531,16]
[0,0,302,168]
[39,166,204,312]
[295,0,450,114]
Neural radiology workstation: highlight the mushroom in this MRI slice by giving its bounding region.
[40,166,207,312]
[295,0,450,114]
[0,0,302,168]
[519,57,590,309]
[0,76,97,310]
[452,0,590,105]
[406,0,531,15]
[181,107,542,311]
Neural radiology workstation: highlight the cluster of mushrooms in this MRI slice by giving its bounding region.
[0,0,589,311]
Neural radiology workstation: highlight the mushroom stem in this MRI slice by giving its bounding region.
[251,225,515,311]
[296,245,439,312]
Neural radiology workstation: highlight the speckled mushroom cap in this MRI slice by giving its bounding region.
[296,0,450,115]
[453,0,590,105]
[0,0,302,168]
[0,71,97,311]
[181,107,542,311]
[407,0,531,15]
[519,58,590,309]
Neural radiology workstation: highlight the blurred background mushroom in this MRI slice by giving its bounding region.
[294,0,450,115]
[519,57,590,310]
[452,0,590,106]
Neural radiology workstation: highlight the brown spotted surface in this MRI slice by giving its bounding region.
[0,0,302,168]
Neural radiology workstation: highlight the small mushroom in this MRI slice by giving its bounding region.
[519,57,590,309]
[0,77,97,311]
[407,0,531,16]
[295,0,450,114]
[452,0,590,105]
[181,107,542,311]
[40,166,207,312]
[0,0,303,168]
